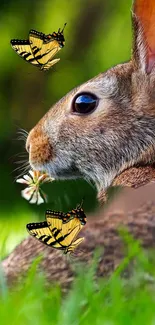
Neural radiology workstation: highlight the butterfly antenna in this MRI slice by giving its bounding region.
[61,23,67,33]
[76,197,84,210]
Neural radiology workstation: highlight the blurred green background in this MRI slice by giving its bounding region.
[0,0,132,253]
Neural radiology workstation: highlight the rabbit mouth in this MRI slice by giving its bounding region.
[32,161,83,180]
[53,169,82,179]
[49,165,82,179]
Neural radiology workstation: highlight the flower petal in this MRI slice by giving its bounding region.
[21,187,35,201]
[28,170,35,179]
[16,178,28,184]
[37,194,45,205]
[23,174,32,183]
[29,191,38,204]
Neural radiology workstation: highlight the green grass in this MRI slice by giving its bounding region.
[1,232,155,325]
[0,208,40,258]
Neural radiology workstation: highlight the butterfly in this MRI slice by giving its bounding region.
[46,200,87,226]
[26,216,84,254]
[10,24,66,71]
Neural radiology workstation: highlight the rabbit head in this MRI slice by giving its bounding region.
[26,0,155,201]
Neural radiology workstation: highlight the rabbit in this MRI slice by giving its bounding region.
[26,0,155,204]
[3,0,155,289]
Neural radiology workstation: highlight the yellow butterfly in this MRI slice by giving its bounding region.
[26,213,84,254]
[10,24,66,71]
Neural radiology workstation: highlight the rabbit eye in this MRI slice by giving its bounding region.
[72,93,98,114]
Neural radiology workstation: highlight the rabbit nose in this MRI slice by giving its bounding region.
[26,124,53,167]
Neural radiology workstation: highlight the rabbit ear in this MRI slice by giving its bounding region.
[132,0,155,73]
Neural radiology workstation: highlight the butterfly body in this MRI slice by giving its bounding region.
[10,24,66,71]
[66,207,87,226]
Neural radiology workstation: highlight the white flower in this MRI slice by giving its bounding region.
[16,170,54,205]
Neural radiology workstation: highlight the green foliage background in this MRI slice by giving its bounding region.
[0,0,132,250]
[1,236,155,325]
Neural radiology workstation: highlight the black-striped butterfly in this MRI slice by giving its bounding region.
[10,24,66,71]
[26,217,84,254]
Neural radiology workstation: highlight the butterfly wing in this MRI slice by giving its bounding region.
[45,212,68,249]
[53,219,83,254]
[62,218,83,234]
[46,210,75,243]
[26,221,63,249]
[46,210,83,233]
[41,58,60,71]
[29,30,45,52]
[10,39,39,65]
[46,209,72,224]
[29,30,61,69]
[46,212,83,251]
[66,237,84,253]
[61,223,82,246]
[46,210,64,229]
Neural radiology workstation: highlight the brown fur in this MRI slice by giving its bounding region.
[27,121,53,166]
[113,165,155,188]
